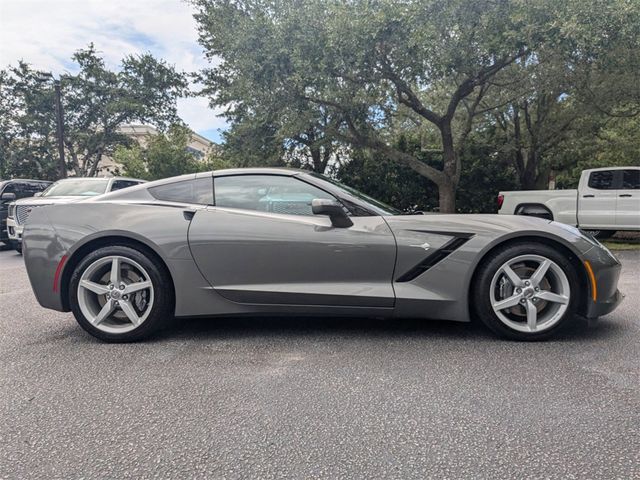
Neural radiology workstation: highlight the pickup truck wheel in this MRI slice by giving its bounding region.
[473,242,579,340]
[583,229,615,240]
[69,245,173,342]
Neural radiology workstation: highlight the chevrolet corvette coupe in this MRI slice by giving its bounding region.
[22,168,623,342]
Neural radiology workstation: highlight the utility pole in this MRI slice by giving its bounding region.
[53,80,67,179]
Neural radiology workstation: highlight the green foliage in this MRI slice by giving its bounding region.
[193,0,640,211]
[1,45,188,180]
[336,132,518,213]
[0,64,61,180]
[114,124,231,180]
[554,115,640,189]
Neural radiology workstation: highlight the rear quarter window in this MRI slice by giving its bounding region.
[149,178,213,205]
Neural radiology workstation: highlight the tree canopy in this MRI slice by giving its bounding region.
[1,45,188,179]
[114,124,230,180]
[193,0,640,212]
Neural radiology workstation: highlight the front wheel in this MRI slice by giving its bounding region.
[69,245,173,342]
[473,242,579,340]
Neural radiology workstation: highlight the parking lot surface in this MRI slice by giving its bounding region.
[1,248,639,479]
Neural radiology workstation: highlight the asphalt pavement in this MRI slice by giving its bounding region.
[1,248,639,479]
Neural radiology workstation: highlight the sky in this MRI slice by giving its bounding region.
[0,0,227,143]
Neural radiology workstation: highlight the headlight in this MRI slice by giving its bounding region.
[7,204,15,219]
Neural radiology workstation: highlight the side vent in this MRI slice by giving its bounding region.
[396,235,472,282]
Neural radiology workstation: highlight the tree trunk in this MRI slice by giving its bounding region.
[520,150,538,190]
[438,122,458,213]
[309,145,325,173]
[438,180,456,213]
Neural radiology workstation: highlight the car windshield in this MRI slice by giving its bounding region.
[42,178,110,197]
[309,173,402,215]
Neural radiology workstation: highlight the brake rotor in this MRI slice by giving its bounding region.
[498,263,551,317]
[95,265,149,322]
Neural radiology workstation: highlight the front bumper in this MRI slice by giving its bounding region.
[582,244,624,319]
[585,288,624,319]
[6,217,23,243]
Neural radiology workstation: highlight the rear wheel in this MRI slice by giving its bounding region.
[473,242,579,340]
[69,245,173,342]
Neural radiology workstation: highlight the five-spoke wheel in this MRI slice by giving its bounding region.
[70,245,173,342]
[77,255,154,334]
[474,242,578,340]
[490,255,570,333]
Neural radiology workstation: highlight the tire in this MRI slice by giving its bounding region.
[11,241,22,255]
[69,245,173,342]
[583,230,615,240]
[473,242,580,341]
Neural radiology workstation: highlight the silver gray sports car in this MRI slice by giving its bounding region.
[22,168,623,342]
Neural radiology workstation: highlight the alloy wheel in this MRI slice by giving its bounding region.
[489,254,570,333]
[77,255,154,334]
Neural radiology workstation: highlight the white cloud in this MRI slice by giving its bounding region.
[0,0,227,141]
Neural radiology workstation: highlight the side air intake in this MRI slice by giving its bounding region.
[395,235,472,282]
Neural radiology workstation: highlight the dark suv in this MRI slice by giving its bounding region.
[0,179,52,246]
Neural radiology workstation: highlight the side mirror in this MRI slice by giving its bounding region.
[34,192,43,197]
[312,199,353,228]
[1,192,16,203]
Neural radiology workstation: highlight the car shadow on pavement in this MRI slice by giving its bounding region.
[141,313,625,344]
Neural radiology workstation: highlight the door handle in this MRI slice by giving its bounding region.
[582,194,595,198]
[619,194,632,198]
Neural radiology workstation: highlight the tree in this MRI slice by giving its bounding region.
[337,130,518,213]
[485,0,640,190]
[114,124,230,180]
[0,45,189,179]
[194,0,581,212]
[0,64,60,179]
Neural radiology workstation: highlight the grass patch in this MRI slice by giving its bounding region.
[602,241,640,251]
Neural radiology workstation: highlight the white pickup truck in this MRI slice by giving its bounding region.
[498,166,640,238]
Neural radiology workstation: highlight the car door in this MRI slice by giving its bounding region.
[616,168,640,229]
[188,174,397,307]
[577,170,618,228]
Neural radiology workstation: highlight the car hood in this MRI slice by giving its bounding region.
[384,213,596,255]
[13,196,92,206]
[385,213,552,234]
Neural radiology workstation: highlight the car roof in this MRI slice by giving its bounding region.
[52,176,146,183]
[0,178,52,184]
[212,167,304,177]
[586,166,639,172]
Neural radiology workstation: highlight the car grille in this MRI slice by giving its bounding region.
[16,205,37,225]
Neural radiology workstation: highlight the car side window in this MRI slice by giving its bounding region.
[149,177,213,204]
[588,171,615,190]
[214,175,335,216]
[111,180,140,191]
[621,170,640,190]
